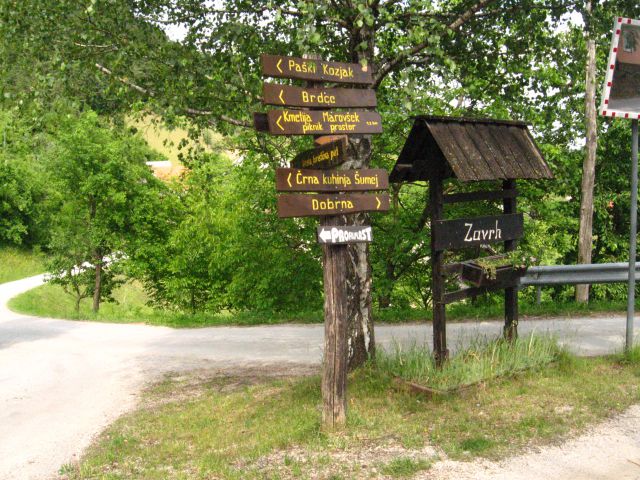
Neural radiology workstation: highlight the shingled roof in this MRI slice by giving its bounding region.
[389,115,553,183]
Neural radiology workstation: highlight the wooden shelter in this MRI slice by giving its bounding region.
[390,115,553,364]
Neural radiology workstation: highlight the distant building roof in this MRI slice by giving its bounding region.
[390,115,553,183]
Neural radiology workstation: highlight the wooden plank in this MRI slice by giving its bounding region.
[503,180,519,341]
[317,225,373,244]
[275,168,388,192]
[430,178,448,366]
[277,193,390,217]
[291,138,348,169]
[266,109,382,135]
[443,189,517,204]
[444,280,518,304]
[321,215,348,429]
[432,213,524,251]
[484,125,528,178]
[469,124,519,179]
[253,112,269,132]
[261,53,373,84]
[315,135,347,146]
[262,83,377,108]
[463,123,509,179]
[446,122,494,180]
[427,122,478,181]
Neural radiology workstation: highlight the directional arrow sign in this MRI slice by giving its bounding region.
[317,226,373,244]
[261,54,373,85]
[275,168,388,192]
[266,109,382,135]
[277,193,390,218]
[262,83,377,108]
[291,138,348,170]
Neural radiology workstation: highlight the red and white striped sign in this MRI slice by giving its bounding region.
[600,17,640,119]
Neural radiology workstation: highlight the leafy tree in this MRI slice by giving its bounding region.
[46,109,166,312]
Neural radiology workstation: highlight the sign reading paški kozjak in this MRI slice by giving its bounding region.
[262,83,377,108]
[266,109,382,135]
[261,54,373,85]
[290,137,348,170]
[277,193,390,218]
[275,168,388,192]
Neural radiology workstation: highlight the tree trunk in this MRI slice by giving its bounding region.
[93,255,102,313]
[345,135,375,369]
[576,0,598,303]
[342,19,379,370]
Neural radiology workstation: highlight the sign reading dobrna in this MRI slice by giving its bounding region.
[432,214,524,251]
[277,193,390,218]
[317,226,373,244]
[291,138,348,170]
[261,54,373,85]
[266,109,382,135]
[600,17,640,118]
[275,168,388,192]
[263,84,377,108]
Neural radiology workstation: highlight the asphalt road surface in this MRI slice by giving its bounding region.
[1,275,639,479]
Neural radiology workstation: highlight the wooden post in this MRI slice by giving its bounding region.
[303,53,348,430]
[503,179,518,341]
[430,177,448,365]
[321,215,348,428]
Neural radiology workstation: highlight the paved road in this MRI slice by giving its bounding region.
[1,275,639,479]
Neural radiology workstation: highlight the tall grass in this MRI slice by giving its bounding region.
[376,334,564,391]
[0,247,44,284]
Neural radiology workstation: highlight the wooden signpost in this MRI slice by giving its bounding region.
[317,225,373,244]
[291,138,348,169]
[256,52,385,429]
[432,214,524,251]
[275,168,388,192]
[277,193,389,218]
[265,109,383,135]
[263,84,377,108]
[261,54,374,84]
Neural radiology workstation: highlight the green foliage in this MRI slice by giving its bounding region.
[0,246,44,284]
[0,110,53,246]
[376,334,563,391]
[44,109,167,311]
[130,150,323,313]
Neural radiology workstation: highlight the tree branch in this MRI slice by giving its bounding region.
[374,0,497,87]
[95,63,251,128]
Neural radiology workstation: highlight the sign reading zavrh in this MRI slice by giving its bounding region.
[432,214,524,251]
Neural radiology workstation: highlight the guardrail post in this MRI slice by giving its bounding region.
[627,119,638,352]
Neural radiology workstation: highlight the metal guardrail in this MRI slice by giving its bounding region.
[521,262,640,286]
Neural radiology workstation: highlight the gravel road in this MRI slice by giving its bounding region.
[1,275,640,479]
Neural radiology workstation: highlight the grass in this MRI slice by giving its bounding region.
[0,246,45,284]
[377,334,562,390]
[10,280,640,328]
[61,343,640,479]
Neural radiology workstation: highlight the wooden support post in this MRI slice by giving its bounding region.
[503,179,518,341]
[321,214,348,429]
[430,178,448,365]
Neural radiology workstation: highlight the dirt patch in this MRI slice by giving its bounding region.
[142,363,319,409]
